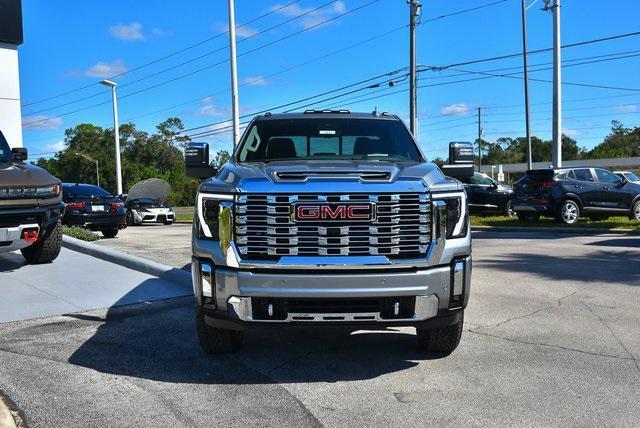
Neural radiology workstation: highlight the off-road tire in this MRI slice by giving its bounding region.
[102,228,119,238]
[196,310,243,354]
[416,313,464,355]
[20,221,62,264]
[517,213,540,222]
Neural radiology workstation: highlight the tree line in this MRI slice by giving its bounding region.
[35,118,230,206]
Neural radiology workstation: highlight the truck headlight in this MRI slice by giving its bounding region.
[197,193,233,242]
[434,192,468,239]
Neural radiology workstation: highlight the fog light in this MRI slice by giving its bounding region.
[201,263,214,298]
[452,260,465,297]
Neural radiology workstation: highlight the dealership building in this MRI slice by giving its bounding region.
[0,0,24,148]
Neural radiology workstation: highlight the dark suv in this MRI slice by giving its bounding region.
[513,167,640,224]
[459,172,514,216]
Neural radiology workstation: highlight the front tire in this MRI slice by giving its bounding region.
[631,200,640,221]
[21,221,62,264]
[557,200,580,225]
[416,312,464,355]
[102,228,119,238]
[196,310,244,355]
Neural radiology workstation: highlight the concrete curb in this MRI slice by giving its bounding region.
[62,235,192,288]
[471,225,640,235]
[0,397,17,428]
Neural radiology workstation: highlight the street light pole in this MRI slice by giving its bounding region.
[521,0,533,170]
[99,79,123,195]
[545,0,562,168]
[408,0,421,138]
[227,0,241,147]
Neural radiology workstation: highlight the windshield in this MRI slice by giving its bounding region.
[63,184,112,200]
[0,131,12,163]
[237,118,422,163]
[625,172,639,181]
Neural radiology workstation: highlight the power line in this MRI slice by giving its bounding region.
[22,0,342,117]
[20,0,304,108]
[423,0,509,23]
[22,0,380,128]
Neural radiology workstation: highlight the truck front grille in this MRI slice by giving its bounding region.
[234,193,431,260]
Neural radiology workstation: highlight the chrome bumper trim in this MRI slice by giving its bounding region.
[226,295,439,323]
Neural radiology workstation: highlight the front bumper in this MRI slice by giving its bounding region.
[192,255,471,329]
[0,223,40,252]
[132,209,175,223]
[0,202,64,252]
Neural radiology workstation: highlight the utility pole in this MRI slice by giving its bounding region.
[545,0,562,167]
[408,0,421,138]
[227,0,241,147]
[521,0,533,170]
[99,79,122,195]
[477,107,482,172]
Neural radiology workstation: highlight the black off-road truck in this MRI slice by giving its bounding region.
[0,131,64,263]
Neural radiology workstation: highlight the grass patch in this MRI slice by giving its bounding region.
[471,215,639,230]
[62,226,101,241]
[175,213,194,222]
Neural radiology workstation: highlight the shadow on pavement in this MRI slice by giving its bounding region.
[478,250,640,286]
[0,252,27,273]
[584,238,640,248]
[67,289,435,385]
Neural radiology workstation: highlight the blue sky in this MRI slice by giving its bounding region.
[19,0,640,160]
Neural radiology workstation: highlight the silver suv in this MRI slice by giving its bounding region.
[188,111,472,355]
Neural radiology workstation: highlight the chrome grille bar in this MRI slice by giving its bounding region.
[235,193,431,260]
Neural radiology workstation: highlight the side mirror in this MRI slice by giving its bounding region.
[441,141,475,180]
[185,142,218,179]
[11,147,28,162]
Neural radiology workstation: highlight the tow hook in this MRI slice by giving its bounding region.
[22,228,39,244]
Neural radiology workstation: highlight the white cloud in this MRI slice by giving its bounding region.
[214,23,259,38]
[109,22,145,41]
[22,116,63,130]
[151,28,168,38]
[84,60,128,78]
[614,104,638,113]
[440,103,470,116]
[42,140,66,152]
[197,97,223,117]
[269,1,347,30]
[562,128,582,137]
[241,76,269,86]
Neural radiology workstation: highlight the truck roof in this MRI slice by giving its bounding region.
[254,110,401,121]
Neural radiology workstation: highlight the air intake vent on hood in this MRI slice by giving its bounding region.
[275,171,391,182]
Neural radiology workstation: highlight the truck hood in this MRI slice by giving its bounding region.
[0,161,61,187]
[200,160,463,194]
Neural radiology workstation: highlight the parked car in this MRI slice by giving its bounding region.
[0,131,64,263]
[185,111,473,355]
[124,178,175,226]
[62,183,126,238]
[614,170,640,184]
[458,172,515,216]
[513,167,640,224]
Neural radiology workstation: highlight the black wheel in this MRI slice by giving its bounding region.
[21,221,62,264]
[556,199,580,225]
[101,228,119,238]
[416,312,464,355]
[631,201,640,221]
[196,310,243,354]
[126,210,137,226]
[516,212,540,222]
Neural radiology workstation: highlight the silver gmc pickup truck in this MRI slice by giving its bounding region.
[187,111,472,355]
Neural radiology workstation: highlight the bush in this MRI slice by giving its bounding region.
[62,226,101,241]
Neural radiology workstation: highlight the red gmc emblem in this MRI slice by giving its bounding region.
[292,203,375,222]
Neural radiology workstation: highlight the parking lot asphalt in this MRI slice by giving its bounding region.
[0,231,639,426]
[95,223,192,269]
